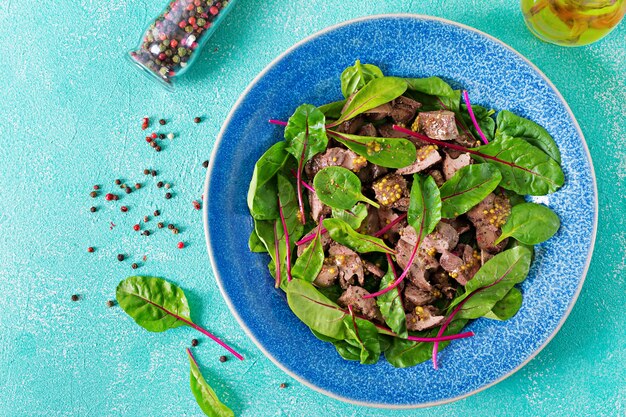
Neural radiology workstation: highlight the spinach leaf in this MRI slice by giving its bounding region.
[496,110,561,163]
[406,89,461,112]
[408,174,442,237]
[310,329,339,343]
[460,104,495,142]
[286,279,347,339]
[313,166,379,209]
[248,228,267,253]
[247,142,289,220]
[330,77,408,126]
[403,76,455,98]
[331,202,368,230]
[276,173,304,240]
[323,218,395,254]
[496,202,560,245]
[187,349,234,417]
[376,264,407,338]
[328,130,417,168]
[343,314,381,365]
[291,224,324,282]
[255,219,288,289]
[471,136,564,196]
[449,246,532,319]
[333,339,362,361]
[484,287,523,321]
[384,320,467,368]
[318,100,347,120]
[439,164,502,218]
[340,60,384,98]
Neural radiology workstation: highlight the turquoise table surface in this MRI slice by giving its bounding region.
[0,1,623,416]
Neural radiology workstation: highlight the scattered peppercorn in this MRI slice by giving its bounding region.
[120,184,127,189]
[133,224,140,231]
[146,136,153,143]
[134,183,141,190]
[90,206,97,213]
[105,193,116,201]
[150,141,157,148]
[177,241,185,249]
[153,210,160,217]
[157,222,164,229]
[167,133,174,140]
[191,338,199,347]
[151,170,157,177]
[159,119,166,125]
[93,185,100,190]
[143,169,150,175]
[114,179,121,185]
[193,200,201,210]
[157,181,164,188]
[279,383,287,389]
[71,294,79,302]
[117,254,125,261]
[165,192,172,199]
[219,355,227,363]
[125,187,132,194]
[168,224,175,230]
[87,247,94,253]
[193,117,201,123]
[143,230,151,236]
[151,132,157,139]
[142,117,149,130]
[173,228,180,235]
[90,191,98,198]
[132,263,138,270]
[202,160,209,168]
[158,133,165,139]
[106,300,116,308]
[121,206,128,213]
[143,216,149,222]
[164,183,171,189]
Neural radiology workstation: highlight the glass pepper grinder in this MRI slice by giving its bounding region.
[128,0,237,89]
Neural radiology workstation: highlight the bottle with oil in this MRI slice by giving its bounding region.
[521,0,626,46]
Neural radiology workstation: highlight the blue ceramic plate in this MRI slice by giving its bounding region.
[203,15,597,408]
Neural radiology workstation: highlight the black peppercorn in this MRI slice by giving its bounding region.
[143,169,150,175]
[143,216,149,222]
[71,294,79,302]
[134,183,141,190]
[168,224,175,230]
[193,117,201,123]
[157,181,164,188]
[154,210,160,217]
[106,300,115,307]
[165,192,172,199]
[279,383,287,389]
[157,222,164,229]
[159,119,166,125]
[90,191,98,198]
[131,263,138,270]
[117,254,125,261]
[202,160,209,168]
[191,338,199,347]
[125,187,132,194]
[90,206,96,213]
[155,146,161,152]
[151,170,157,177]
[143,230,151,236]
[173,228,179,235]
[114,179,121,185]
[219,355,227,363]
[158,133,165,139]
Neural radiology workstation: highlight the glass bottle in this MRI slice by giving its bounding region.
[521,0,626,46]
[128,0,237,89]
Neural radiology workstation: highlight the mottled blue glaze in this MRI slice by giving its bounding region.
[204,15,596,408]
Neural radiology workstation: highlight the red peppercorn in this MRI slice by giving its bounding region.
[177,242,185,249]
[142,117,149,130]
[146,136,153,143]
[193,200,201,210]
[121,206,128,212]
[93,185,100,190]
[186,3,194,10]
[105,193,115,201]
[87,247,94,253]
[151,132,157,139]
[188,16,196,25]
[209,6,219,15]
[178,20,187,28]
[170,39,178,48]
[133,224,140,231]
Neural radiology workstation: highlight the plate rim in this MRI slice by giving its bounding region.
[202,13,598,409]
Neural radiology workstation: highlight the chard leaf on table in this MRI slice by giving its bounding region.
[343,312,381,365]
[291,223,325,282]
[323,218,395,254]
[448,246,532,320]
[187,349,234,417]
[313,166,380,209]
[328,130,417,168]
[331,202,368,230]
[286,279,348,339]
[247,142,289,220]
[330,77,408,126]
[340,60,384,98]
[384,320,467,368]
[439,163,502,218]
[471,136,565,196]
[484,287,523,321]
[376,263,407,338]
[318,99,347,120]
[496,110,561,163]
[460,104,496,142]
[496,202,560,245]
[403,76,456,98]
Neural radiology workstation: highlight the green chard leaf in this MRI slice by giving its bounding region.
[291,224,325,282]
[449,246,532,320]
[408,174,442,237]
[331,77,408,126]
[318,99,347,120]
[406,89,461,112]
[284,104,328,164]
[340,60,384,98]
[313,166,380,209]
[323,218,395,254]
[331,202,368,230]
[471,136,564,196]
[384,319,467,368]
[496,202,560,245]
[496,110,561,163]
[286,279,347,339]
[484,287,523,321]
[333,339,362,361]
[343,313,381,365]
[328,130,417,168]
[439,164,502,218]
[248,228,267,253]
[247,142,289,220]
[277,173,304,240]
[376,264,407,338]
[187,350,234,417]
[460,104,496,142]
[403,76,456,98]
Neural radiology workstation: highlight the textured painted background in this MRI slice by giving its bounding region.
[0,1,623,416]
